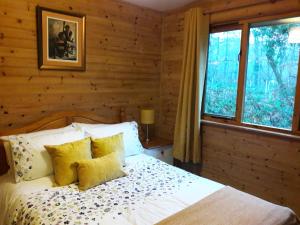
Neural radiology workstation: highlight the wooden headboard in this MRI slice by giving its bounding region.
[0,108,126,175]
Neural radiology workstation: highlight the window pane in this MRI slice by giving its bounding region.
[243,20,300,130]
[204,30,242,118]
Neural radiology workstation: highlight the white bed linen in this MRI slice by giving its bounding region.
[0,154,224,225]
[0,174,55,225]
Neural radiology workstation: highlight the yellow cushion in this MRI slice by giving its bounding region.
[76,152,126,191]
[45,137,92,186]
[91,133,125,163]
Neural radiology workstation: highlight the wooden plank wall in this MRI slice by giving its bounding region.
[0,0,162,129]
[159,12,184,139]
[159,0,300,215]
[202,125,300,215]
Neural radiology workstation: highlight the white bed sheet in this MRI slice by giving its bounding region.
[0,173,54,225]
[0,154,224,225]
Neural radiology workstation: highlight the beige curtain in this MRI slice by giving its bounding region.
[173,8,209,163]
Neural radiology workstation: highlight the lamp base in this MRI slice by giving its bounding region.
[145,124,150,143]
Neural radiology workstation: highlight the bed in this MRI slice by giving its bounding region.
[0,110,299,225]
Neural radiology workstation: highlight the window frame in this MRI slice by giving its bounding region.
[203,24,243,120]
[202,12,300,135]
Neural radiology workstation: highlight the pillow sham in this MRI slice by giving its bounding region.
[4,126,85,183]
[3,125,77,140]
[73,121,144,157]
[91,133,125,164]
[72,122,106,130]
[76,151,126,191]
[45,137,92,186]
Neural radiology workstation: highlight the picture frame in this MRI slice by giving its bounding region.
[36,6,86,71]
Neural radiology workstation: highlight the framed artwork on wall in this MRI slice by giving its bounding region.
[36,6,86,71]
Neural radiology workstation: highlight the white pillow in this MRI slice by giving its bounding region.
[72,122,107,129]
[73,122,144,157]
[0,125,77,141]
[0,126,77,168]
[2,126,85,183]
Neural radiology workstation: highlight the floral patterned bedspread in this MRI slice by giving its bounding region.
[6,154,202,225]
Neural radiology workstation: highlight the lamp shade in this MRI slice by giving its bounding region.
[140,109,155,124]
[288,27,300,43]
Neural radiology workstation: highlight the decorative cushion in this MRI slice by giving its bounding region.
[76,152,126,191]
[45,137,92,186]
[4,126,85,183]
[73,122,144,157]
[91,133,125,164]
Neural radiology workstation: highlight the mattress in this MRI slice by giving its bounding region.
[0,154,224,225]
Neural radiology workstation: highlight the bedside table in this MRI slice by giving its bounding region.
[142,138,173,165]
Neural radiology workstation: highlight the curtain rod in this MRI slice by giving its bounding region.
[209,9,300,27]
[202,0,280,15]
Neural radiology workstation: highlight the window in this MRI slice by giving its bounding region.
[204,30,242,118]
[203,15,300,133]
[243,21,300,129]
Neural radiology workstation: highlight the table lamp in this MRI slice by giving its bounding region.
[288,26,300,43]
[140,109,155,143]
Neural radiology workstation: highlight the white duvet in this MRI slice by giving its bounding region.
[0,154,224,225]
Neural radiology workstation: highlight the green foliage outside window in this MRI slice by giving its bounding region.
[204,30,241,118]
[204,19,300,130]
[243,23,300,129]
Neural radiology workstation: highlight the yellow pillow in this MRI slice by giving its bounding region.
[76,152,126,191]
[45,137,92,186]
[91,133,125,162]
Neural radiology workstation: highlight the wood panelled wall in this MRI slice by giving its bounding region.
[159,0,300,215]
[202,124,300,215]
[0,0,162,129]
[159,12,184,139]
